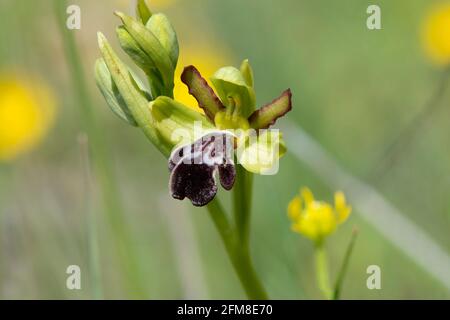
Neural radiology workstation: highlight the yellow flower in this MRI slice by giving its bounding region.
[422,3,450,66]
[174,45,232,113]
[0,73,56,161]
[287,188,351,243]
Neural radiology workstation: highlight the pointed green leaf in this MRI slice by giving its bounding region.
[136,0,152,24]
[146,13,179,69]
[248,89,292,129]
[210,66,256,118]
[181,65,225,121]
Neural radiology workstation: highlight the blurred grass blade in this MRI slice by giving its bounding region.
[367,67,450,184]
[333,229,358,300]
[54,0,147,298]
[78,134,103,299]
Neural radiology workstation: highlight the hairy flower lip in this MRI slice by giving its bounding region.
[168,131,236,206]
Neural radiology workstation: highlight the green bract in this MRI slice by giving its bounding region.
[95,58,138,126]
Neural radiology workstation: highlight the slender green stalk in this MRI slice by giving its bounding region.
[332,229,358,300]
[53,0,146,298]
[78,134,103,299]
[207,199,267,299]
[233,165,253,246]
[315,244,332,299]
[367,67,450,183]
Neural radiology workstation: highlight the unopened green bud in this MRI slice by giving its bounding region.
[116,26,156,75]
[136,0,152,24]
[115,12,175,92]
[146,13,179,70]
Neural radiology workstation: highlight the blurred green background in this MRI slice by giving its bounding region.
[0,0,449,299]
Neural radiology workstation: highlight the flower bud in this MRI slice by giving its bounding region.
[115,12,175,93]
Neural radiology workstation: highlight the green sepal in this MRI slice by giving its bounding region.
[150,96,214,149]
[210,66,256,118]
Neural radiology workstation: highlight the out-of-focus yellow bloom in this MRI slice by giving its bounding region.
[422,3,450,66]
[174,45,232,113]
[288,188,351,244]
[0,74,56,161]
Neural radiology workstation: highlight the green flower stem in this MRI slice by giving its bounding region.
[315,243,332,299]
[54,0,146,298]
[333,229,358,300]
[233,165,253,246]
[207,199,268,300]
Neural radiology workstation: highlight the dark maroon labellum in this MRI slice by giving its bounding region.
[168,131,236,207]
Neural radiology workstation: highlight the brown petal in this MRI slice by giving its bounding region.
[181,66,225,122]
[248,89,292,129]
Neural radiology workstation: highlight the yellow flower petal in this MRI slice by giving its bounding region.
[0,73,56,161]
[287,187,351,243]
[293,202,336,242]
[300,187,314,206]
[334,191,351,224]
[287,196,302,221]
